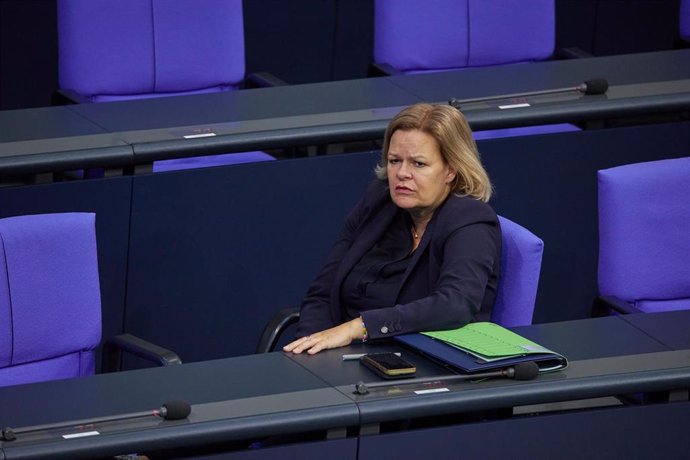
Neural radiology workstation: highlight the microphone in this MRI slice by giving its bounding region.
[449,78,609,108]
[0,400,191,442]
[354,361,540,395]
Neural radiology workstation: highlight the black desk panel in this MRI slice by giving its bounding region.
[510,316,669,360]
[392,49,690,104]
[621,310,690,351]
[292,316,689,425]
[0,353,358,460]
[0,106,132,175]
[359,401,690,460]
[66,78,419,161]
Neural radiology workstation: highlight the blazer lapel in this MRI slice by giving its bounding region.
[336,201,399,282]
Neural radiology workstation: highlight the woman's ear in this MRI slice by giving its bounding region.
[445,167,457,184]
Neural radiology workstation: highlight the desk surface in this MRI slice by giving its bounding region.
[621,310,690,351]
[0,353,357,458]
[0,313,688,459]
[1,50,690,174]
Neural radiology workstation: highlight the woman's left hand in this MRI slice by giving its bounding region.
[283,318,363,355]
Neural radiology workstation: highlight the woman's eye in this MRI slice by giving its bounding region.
[388,159,400,165]
[415,162,425,168]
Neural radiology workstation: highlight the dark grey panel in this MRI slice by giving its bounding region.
[359,401,690,460]
[0,353,357,460]
[126,152,380,362]
[622,310,690,350]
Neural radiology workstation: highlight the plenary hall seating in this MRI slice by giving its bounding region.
[56,0,275,173]
[594,156,690,316]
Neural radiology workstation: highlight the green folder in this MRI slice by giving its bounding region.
[422,322,567,369]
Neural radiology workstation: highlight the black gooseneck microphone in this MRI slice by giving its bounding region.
[0,400,191,442]
[354,361,540,395]
[449,78,609,109]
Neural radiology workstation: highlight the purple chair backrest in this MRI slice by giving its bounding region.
[58,0,246,102]
[492,216,544,327]
[0,213,102,387]
[598,157,690,313]
[681,0,690,42]
[374,0,555,73]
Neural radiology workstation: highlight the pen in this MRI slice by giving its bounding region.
[342,352,401,361]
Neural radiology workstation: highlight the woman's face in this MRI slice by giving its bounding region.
[387,129,456,216]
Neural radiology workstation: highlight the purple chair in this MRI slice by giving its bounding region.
[372,0,577,141]
[492,216,544,327]
[681,0,690,43]
[595,157,690,315]
[56,0,276,172]
[373,0,555,75]
[593,157,690,316]
[255,214,544,352]
[0,213,180,388]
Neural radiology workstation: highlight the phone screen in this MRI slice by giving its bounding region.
[361,352,416,377]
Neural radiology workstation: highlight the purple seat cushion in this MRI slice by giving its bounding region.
[598,157,690,310]
[0,213,101,387]
[492,216,544,327]
[0,352,95,388]
[58,0,246,100]
[374,0,554,73]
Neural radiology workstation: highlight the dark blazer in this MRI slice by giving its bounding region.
[296,180,501,340]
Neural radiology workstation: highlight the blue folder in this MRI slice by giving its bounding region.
[395,333,568,374]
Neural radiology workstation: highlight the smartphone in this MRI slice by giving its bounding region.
[360,352,417,379]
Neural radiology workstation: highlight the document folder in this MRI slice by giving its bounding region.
[395,322,568,374]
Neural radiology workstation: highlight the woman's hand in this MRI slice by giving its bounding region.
[283,317,364,355]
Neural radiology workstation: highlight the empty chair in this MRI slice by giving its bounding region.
[59,0,250,102]
[56,0,277,171]
[0,213,179,388]
[256,214,544,353]
[594,157,690,315]
[372,0,555,75]
[371,0,576,140]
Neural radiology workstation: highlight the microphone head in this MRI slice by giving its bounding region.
[1,427,16,442]
[513,362,540,380]
[582,78,608,95]
[160,400,191,420]
[354,381,370,395]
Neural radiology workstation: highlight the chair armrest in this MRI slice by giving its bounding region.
[592,295,643,317]
[256,307,300,354]
[367,62,403,77]
[244,72,289,88]
[51,88,92,105]
[554,47,594,59]
[102,333,182,373]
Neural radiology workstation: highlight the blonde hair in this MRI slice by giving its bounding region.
[375,103,492,202]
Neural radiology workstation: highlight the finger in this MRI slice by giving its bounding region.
[283,335,308,352]
[291,335,318,354]
[307,337,330,355]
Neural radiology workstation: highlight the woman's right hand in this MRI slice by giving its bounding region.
[283,317,364,355]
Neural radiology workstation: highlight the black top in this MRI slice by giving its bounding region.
[341,209,413,320]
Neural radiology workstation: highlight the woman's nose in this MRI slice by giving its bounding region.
[397,162,412,179]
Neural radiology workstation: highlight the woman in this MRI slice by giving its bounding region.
[284,103,500,355]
